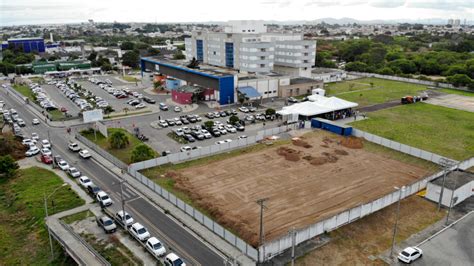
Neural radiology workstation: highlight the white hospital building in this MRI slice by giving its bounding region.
[185,21,316,77]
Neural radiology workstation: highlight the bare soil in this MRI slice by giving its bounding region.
[168,131,433,246]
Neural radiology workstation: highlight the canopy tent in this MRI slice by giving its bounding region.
[237,86,261,99]
[278,94,358,117]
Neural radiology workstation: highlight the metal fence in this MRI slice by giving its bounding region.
[349,71,470,91]
[129,123,299,172]
[352,129,458,165]
[75,133,128,170]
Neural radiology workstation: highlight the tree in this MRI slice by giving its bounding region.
[0,155,19,179]
[265,108,276,116]
[387,59,417,74]
[88,51,98,61]
[229,115,240,125]
[131,144,155,163]
[204,121,214,130]
[345,61,368,72]
[122,51,140,68]
[447,74,473,87]
[109,130,129,149]
[173,50,186,60]
[120,41,135,50]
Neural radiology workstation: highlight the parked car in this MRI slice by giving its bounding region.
[32,118,40,125]
[146,237,167,258]
[79,149,92,159]
[31,132,39,141]
[174,106,182,112]
[53,155,62,165]
[68,167,81,178]
[159,103,168,111]
[17,119,26,127]
[87,184,101,196]
[41,139,51,149]
[184,134,195,142]
[398,247,423,264]
[234,123,245,131]
[68,142,81,152]
[135,103,146,109]
[96,191,113,207]
[142,97,156,104]
[164,253,186,266]
[180,146,192,152]
[96,216,117,233]
[22,138,36,146]
[166,119,175,126]
[249,106,257,112]
[130,223,150,241]
[158,120,168,128]
[78,176,93,188]
[40,148,52,157]
[288,97,298,103]
[115,210,134,227]
[41,154,53,164]
[25,146,40,157]
[239,106,249,113]
[57,160,70,171]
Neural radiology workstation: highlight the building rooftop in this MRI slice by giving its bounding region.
[143,57,237,78]
[8,37,44,41]
[311,68,344,74]
[290,77,321,85]
[431,170,474,190]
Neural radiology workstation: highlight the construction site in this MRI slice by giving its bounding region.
[157,131,436,246]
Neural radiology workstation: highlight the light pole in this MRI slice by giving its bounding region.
[256,197,269,264]
[445,176,458,225]
[120,178,127,226]
[44,183,68,261]
[390,186,405,259]
[438,158,456,211]
[289,227,297,266]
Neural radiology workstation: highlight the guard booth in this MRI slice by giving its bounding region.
[311,118,352,136]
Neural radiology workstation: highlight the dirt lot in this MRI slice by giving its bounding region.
[167,131,433,246]
[297,195,445,266]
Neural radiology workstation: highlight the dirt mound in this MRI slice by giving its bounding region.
[292,138,312,148]
[322,152,339,163]
[310,157,328,166]
[340,136,364,149]
[334,149,349,156]
[323,137,334,144]
[302,155,314,161]
[277,147,301,161]
[320,144,329,148]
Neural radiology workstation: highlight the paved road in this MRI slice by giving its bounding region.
[411,213,474,266]
[1,86,226,266]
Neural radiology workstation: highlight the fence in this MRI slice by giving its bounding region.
[75,133,128,170]
[349,71,470,91]
[129,123,299,172]
[352,128,457,165]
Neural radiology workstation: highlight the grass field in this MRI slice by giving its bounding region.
[297,195,445,265]
[439,88,474,97]
[81,233,142,265]
[325,78,428,107]
[122,75,139,82]
[0,167,84,265]
[350,103,474,161]
[12,84,36,102]
[82,128,156,164]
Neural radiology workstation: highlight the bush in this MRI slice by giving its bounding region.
[204,121,214,130]
[229,115,240,125]
[265,108,276,116]
[131,144,155,163]
[0,155,19,179]
[109,131,129,149]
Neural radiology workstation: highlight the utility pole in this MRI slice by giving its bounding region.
[445,176,458,225]
[289,227,297,266]
[44,183,67,261]
[257,197,269,264]
[438,158,456,211]
[120,179,126,226]
[390,186,405,259]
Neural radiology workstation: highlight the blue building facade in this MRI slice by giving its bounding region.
[225,42,234,68]
[2,38,45,53]
[196,40,204,62]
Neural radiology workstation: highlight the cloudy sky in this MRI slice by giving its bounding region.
[1,0,472,26]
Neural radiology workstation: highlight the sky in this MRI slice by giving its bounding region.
[1,0,473,26]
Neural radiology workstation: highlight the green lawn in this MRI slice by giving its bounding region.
[0,167,84,265]
[325,78,428,107]
[12,84,36,102]
[350,103,474,161]
[62,210,93,224]
[122,75,139,82]
[81,128,156,164]
[439,88,474,97]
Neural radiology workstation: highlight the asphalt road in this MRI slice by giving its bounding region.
[411,213,474,266]
[1,86,225,266]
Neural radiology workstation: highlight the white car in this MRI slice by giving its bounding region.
[174,106,182,112]
[225,124,237,133]
[68,142,81,152]
[78,176,93,188]
[25,146,40,157]
[32,118,40,125]
[130,222,150,241]
[31,133,39,141]
[146,237,166,258]
[398,247,423,264]
[135,103,146,109]
[96,216,117,234]
[164,253,186,266]
[96,191,113,207]
[57,160,70,171]
[41,139,51,149]
[22,138,36,146]
[239,106,249,113]
[68,167,81,178]
[115,210,134,227]
[40,148,52,156]
[180,146,192,152]
[79,149,92,159]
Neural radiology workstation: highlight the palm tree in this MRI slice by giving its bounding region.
[109,130,129,149]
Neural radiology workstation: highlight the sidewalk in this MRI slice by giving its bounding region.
[165,98,199,113]
[73,137,256,265]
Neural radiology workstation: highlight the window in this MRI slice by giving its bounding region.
[260,64,265,68]
[260,56,265,60]
[213,51,216,55]
[304,53,308,56]
[304,45,309,49]
[260,48,266,52]
[273,90,277,93]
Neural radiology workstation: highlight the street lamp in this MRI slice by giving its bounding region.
[390,186,405,258]
[44,183,68,261]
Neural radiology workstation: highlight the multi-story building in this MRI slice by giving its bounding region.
[185,21,316,77]
[1,37,45,53]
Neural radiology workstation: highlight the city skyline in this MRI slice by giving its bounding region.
[1,0,473,26]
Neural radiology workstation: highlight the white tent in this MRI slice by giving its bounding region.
[278,95,358,117]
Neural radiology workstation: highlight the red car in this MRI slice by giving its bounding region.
[116,93,128,99]
[60,107,68,112]
[41,154,53,164]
